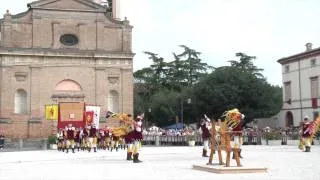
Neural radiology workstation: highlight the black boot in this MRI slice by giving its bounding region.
[66,148,69,153]
[202,149,209,157]
[94,147,97,152]
[305,146,311,152]
[133,153,142,163]
[72,148,75,153]
[127,152,133,160]
[239,149,243,158]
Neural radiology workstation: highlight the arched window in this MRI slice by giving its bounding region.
[285,111,294,127]
[108,90,119,113]
[55,79,82,91]
[14,89,27,114]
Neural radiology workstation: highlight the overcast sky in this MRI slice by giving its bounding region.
[2,0,320,86]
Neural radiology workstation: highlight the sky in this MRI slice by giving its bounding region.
[2,0,320,86]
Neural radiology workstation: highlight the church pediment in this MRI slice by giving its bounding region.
[27,0,106,12]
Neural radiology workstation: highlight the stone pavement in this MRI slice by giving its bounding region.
[0,145,320,180]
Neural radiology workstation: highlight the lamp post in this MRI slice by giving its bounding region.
[148,107,152,120]
[180,97,191,129]
[147,107,152,128]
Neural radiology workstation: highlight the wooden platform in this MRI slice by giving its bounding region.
[193,164,268,174]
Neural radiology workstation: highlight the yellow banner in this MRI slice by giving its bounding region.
[45,104,58,120]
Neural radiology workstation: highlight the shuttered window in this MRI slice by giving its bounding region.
[284,81,291,101]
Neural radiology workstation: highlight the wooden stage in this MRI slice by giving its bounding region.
[193,164,268,174]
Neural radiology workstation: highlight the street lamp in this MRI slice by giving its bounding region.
[146,107,152,128]
[180,97,191,129]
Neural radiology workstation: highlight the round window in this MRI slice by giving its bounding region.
[60,34,78,46]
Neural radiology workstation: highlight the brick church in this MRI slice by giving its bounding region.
[0,0,134,138]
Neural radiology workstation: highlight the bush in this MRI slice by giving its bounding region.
[186,134,196,141]
[47,135,57,144]
[263,131,282,140]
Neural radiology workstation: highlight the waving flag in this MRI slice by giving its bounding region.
[105,111,119,119]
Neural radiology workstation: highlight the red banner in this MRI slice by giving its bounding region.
[57,102,85,128]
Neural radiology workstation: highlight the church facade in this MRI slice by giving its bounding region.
[0,0,134,138]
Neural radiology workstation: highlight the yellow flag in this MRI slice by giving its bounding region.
[45,104,58,120]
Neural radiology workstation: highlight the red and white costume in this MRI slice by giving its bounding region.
[89,125,98,152]
[200,114,211,157]
[301,116,312,152]
[132,115,143,163]
[65,124,75,153]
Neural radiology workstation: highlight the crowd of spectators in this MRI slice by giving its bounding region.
[142,124,303,140]
[142,126,197,136]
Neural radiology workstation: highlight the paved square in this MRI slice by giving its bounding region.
[0,145,320,180]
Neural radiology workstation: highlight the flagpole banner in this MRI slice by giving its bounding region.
[85,111,94,126]
[45,104,58,120]
[85,105,101,128]
[58,102,85,128]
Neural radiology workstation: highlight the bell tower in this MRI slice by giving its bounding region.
[92,0,121,20]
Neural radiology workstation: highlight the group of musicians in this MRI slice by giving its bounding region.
[200,112,317,159]
[199,113,245,159]
[56,114,144,163]
[55,109,316,165]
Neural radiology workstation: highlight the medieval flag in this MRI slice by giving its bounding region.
[105,111,118,119]
[45,104,58,120]
[85,105,101,128]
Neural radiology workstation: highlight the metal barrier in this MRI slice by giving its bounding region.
[0,135,314,151]
[142,135,263,146]
[0,137,4,149]
[141,134,313,146]
[0,138,47,152]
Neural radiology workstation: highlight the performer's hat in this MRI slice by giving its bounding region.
[304,116,310,120]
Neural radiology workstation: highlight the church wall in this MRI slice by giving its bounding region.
[32,18,52,48]
[121,68,133,113]
[0,1,134,139]
[122,27,132,52]
[2,10,128,51]
[102,26,122,51]
[0,54,133,138]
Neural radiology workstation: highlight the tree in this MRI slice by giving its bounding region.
[193,66,282,124]
[148,90,181,127]
[144,51,170,89]
[133,49,282,127]
[175,45,213,87]
[228,52,264,78]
